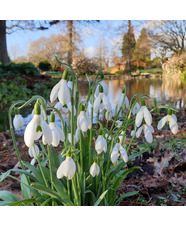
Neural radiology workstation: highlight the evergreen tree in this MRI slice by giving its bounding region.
[121,20,136,71]
[134,28,151,61]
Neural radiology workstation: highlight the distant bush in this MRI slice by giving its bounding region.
[38,60,52,71]
[0,62,40,76]
[114,70,124,75]
[72,57,98,75]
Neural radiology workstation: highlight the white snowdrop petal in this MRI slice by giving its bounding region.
[24,116,42,147]
[172,114,177,122]
[94,96,101,113]
[56,161,66,179]
[157,116,168,130]
[136,126,143,138]
[58,79,71,105]
[30,158,36,165]
[144,127,153,143]
[124,96,129,109]
[54,102,63,110]
[50,80,61,103]
[169,117,178,134]
[41,119,52,145]
[111,150,119,164]
[13,114,24,130]
[143,107,152,126]
[95,135,107,154]
[56,125,65,142]
[78,111,88,132]
[90,163,100,177]
[149,125,154,133]
[65,157,76,179]
[135,108,144,127]
[120,146,128,163]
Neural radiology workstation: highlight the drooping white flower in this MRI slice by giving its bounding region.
[95,131,107,154]
[116,120,122,128]
[136,124,154,143]
[56,156,76,180]
[90,162,100,177]
[135,100,152,127]
[105,110,112,121]
[13,114,24,130]
[30,158,36,165]
[54,102,76,116]
[111,141,128,164]
[24,102,52,147]
[50,70,71,105]
[68,128,80,145]
[157,109,178,134]
[95,80,108,97]
[132,102,140,115]
[117,91,129,111]
[28,143,40,159]
[77,104,91,132]
[94,86,111,113]
[119,131,126,144]
[44,112,65,147]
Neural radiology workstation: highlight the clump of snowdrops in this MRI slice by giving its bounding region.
[0,58,178,206]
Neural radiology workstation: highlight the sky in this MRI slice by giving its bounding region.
[6,20,145,60]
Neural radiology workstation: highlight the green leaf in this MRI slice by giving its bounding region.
[53,183,74,206]
[0,170,11,182]
[48,146,60,175]
[21,174,31,200]
[115,191,139,204]
[31,183,62,202]
[0,191,20,203]
[8,198,43,206]
[94,190,108,206]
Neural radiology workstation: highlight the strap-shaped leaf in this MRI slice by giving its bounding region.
[94,190,108,206]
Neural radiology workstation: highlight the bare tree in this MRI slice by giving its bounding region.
[0,20,59,64]
[147,20,186,55]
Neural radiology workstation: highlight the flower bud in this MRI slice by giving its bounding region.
[167,108,172,115]
[49,112,55,123]
[141,99,146,106]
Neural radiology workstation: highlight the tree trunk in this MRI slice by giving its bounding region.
[0,20,10,64]
[128,20,132,71]
[67,20,73,65]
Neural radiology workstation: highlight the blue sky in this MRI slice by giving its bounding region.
[6,20,144,60]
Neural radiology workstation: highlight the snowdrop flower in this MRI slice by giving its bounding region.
[57,156,76,180]
[132,102,140,115]
[105,110,112,121]
[136,123,154,143]
[13,108,24,130]
[95,79,108,97]
[95,129,107,154]
[111,139,128,164]
[105,133,111,141]
[116,120,122,128]
[68,128,80,145]
[46,113,65,147]
[28,143,40,159]
[117,89,129,110]
[157,109,178,134]
[77,104,91,132]
[30,158,36,165]
[24,101,52,147]
[54,102,76,116]
[135,100,152,127]
[94,85,111,113]
[119,131,126,144]
[50,70,71,105]
[90,162,100,177]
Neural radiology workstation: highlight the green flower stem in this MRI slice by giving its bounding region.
[33,145,49,188]
[72,176,79,206]
[9,101,26,172]
[80,131,84,176]
[67,177,71,198]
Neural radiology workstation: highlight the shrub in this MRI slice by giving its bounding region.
[38,60,52,71]
[0,62,41,76]
[72,57,98,75]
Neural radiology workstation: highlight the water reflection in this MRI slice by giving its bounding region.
[0,77,185,133]
[79,77,185,108]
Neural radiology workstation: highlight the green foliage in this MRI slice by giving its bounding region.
[0,62,40,76]
[38,60,52,71]
[0,77,32,107]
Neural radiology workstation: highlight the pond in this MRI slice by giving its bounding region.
[0,76,185,133]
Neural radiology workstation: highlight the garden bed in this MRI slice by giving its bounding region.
[0,109,185,205]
